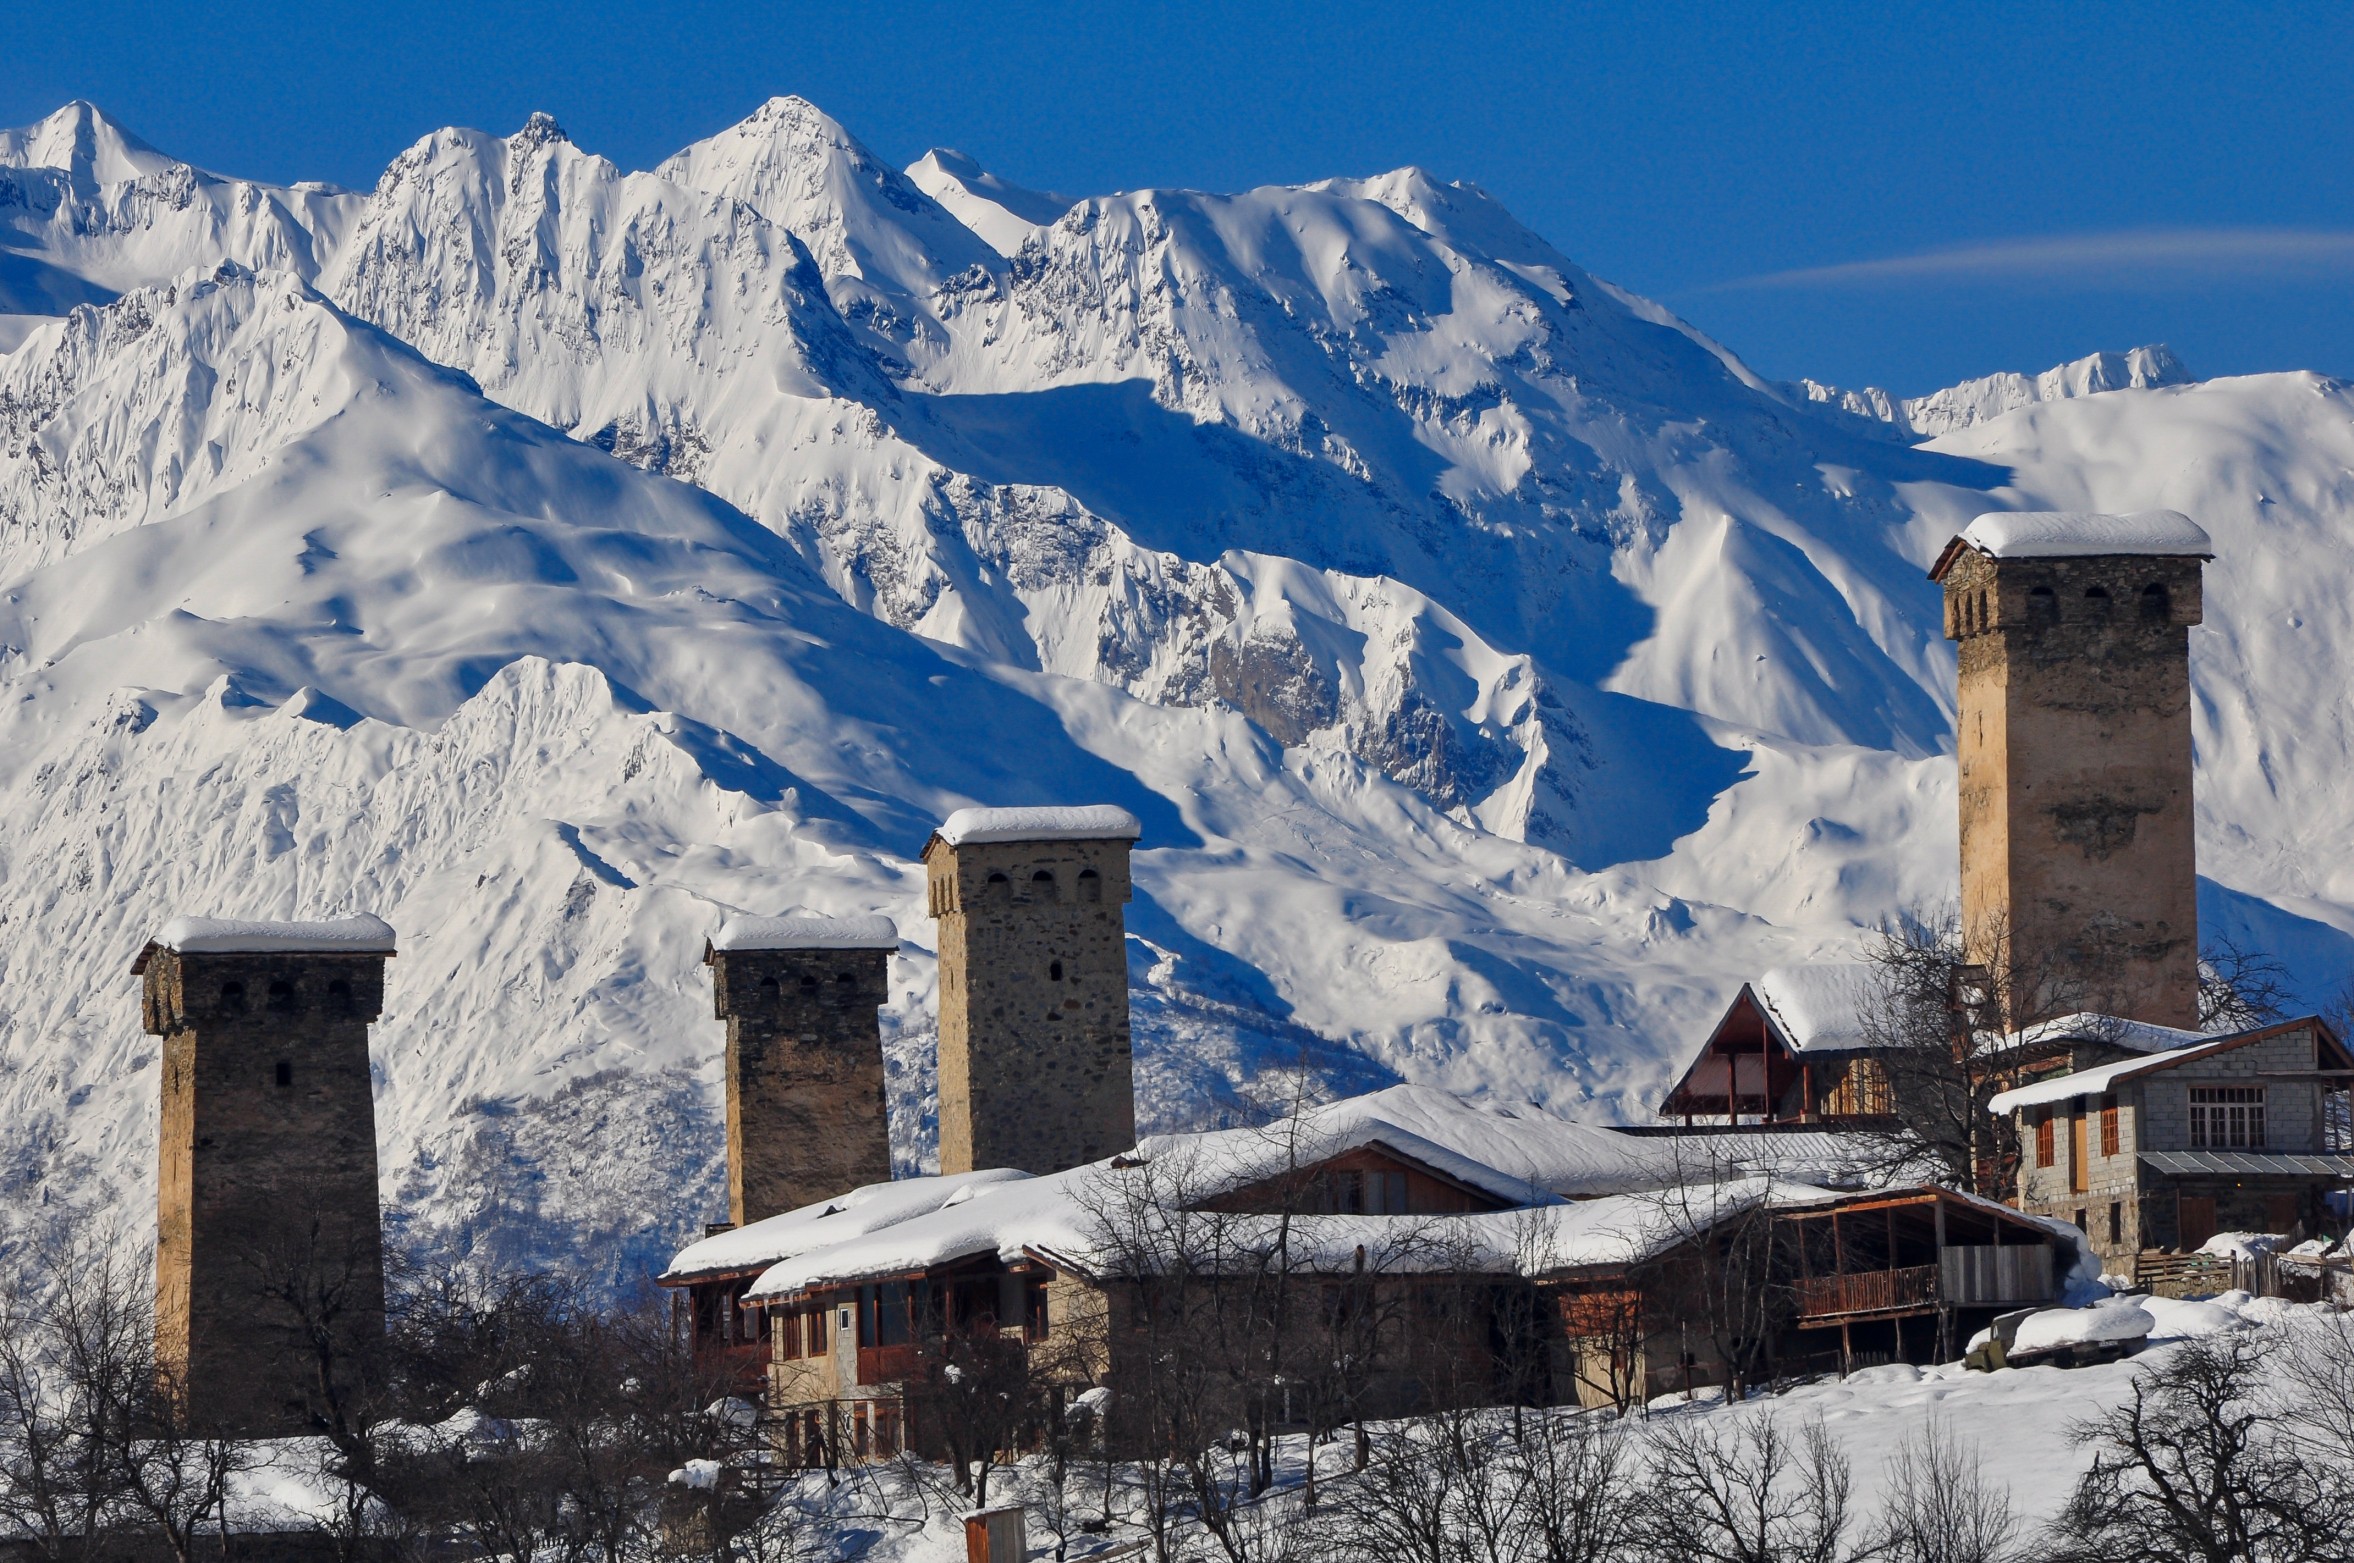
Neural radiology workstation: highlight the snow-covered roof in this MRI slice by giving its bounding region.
[707,912,899,952]
[675,1083,1929,1303]
[1957,509,2213,561]
[145,914,397,956]
[1132,1084,1683,1204]
[1753,964,1879,1054]
[661,1169,1032,1282]
[1987,1019,2326,1113]
[1992,1011,2210,1057]
[930,804,1142,848]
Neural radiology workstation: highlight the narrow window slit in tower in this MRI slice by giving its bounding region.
[274,1060,292,1089]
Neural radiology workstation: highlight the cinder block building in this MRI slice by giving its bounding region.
[138,915,395,1436]
[1990,1016,2354,1275]
[924,805,1141,1177]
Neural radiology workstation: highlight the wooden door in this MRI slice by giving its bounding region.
[2178,1195,2217,1250]
[2070,1112,2089,1194]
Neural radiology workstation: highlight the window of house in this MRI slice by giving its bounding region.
[2035,1112,2055,1168]
[806,1305,827,1356]
[2107,1203,2122,1245]
[2190,1086,2267,1148]
[872,1401,902,1456]
[1024,1282,1050,1342]
[1368,1170,1408,1213]
[1316,1170,1367,1213]
[2100,1096,2120,1158]
[875,1281,911,1347]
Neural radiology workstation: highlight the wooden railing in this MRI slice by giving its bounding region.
[1796,1264,1938,1319]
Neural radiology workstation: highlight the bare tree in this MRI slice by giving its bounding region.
[2044,1332,2352,1563]
[1503,1410,1639,1563]
[1631,1149,1798,1402]
[1864,1418,2024,1563]
[1635,1412,1860,1563]
[2197,935,2293,1032]
[0,1243,139,1562]
[1858,912,2032,1198]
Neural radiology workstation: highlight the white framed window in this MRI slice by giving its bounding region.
[2189,1086,2266,1149]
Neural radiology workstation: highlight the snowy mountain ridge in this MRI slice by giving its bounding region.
[2,99,2349,1283]
[1790,343,2197,441]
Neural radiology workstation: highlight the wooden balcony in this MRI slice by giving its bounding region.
[1797,1246,2055,1322]
[1797,1264,1938,1320]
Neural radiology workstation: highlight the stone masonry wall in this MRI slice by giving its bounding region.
[928,835,1135,1176]
[708,947,892,1223]
[144,948,387,1436]
[1944,549,2205,1028]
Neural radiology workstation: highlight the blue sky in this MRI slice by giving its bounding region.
[10,1,2351,394]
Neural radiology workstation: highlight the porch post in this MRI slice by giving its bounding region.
[1933,1197,1952,1361]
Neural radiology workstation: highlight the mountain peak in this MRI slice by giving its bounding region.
[0,99,181,190]
[656,95,998,303]
[512,111,571,148]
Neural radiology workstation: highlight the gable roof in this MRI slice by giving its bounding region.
[1753,965,1880,1054]
[1988,1016,2350,1114]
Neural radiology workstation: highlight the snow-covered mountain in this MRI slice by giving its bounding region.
[3,99,2350,1280]
[1790,344,2195,440]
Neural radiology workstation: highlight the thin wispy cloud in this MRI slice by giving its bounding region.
[1699,227,2354,292]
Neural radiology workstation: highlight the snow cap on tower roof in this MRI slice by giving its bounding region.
[133,915,397,973]
[707,912,900,952]
[930,804,1142,849]
[1932,510,2212,578]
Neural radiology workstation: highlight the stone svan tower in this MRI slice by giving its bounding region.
[139,915,394,1436]
[925,805,1140,1175]
[1931,510,2212,1029]
[705,913,898,1224]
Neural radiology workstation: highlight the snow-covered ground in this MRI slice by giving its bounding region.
[3,98,2353,1278]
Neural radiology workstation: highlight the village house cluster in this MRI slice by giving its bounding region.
[138,512,2354,1456]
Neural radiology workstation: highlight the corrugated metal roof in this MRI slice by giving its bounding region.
[2139,1150,2354,1178]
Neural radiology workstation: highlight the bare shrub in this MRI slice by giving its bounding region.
[1864,1418,2023,1563]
